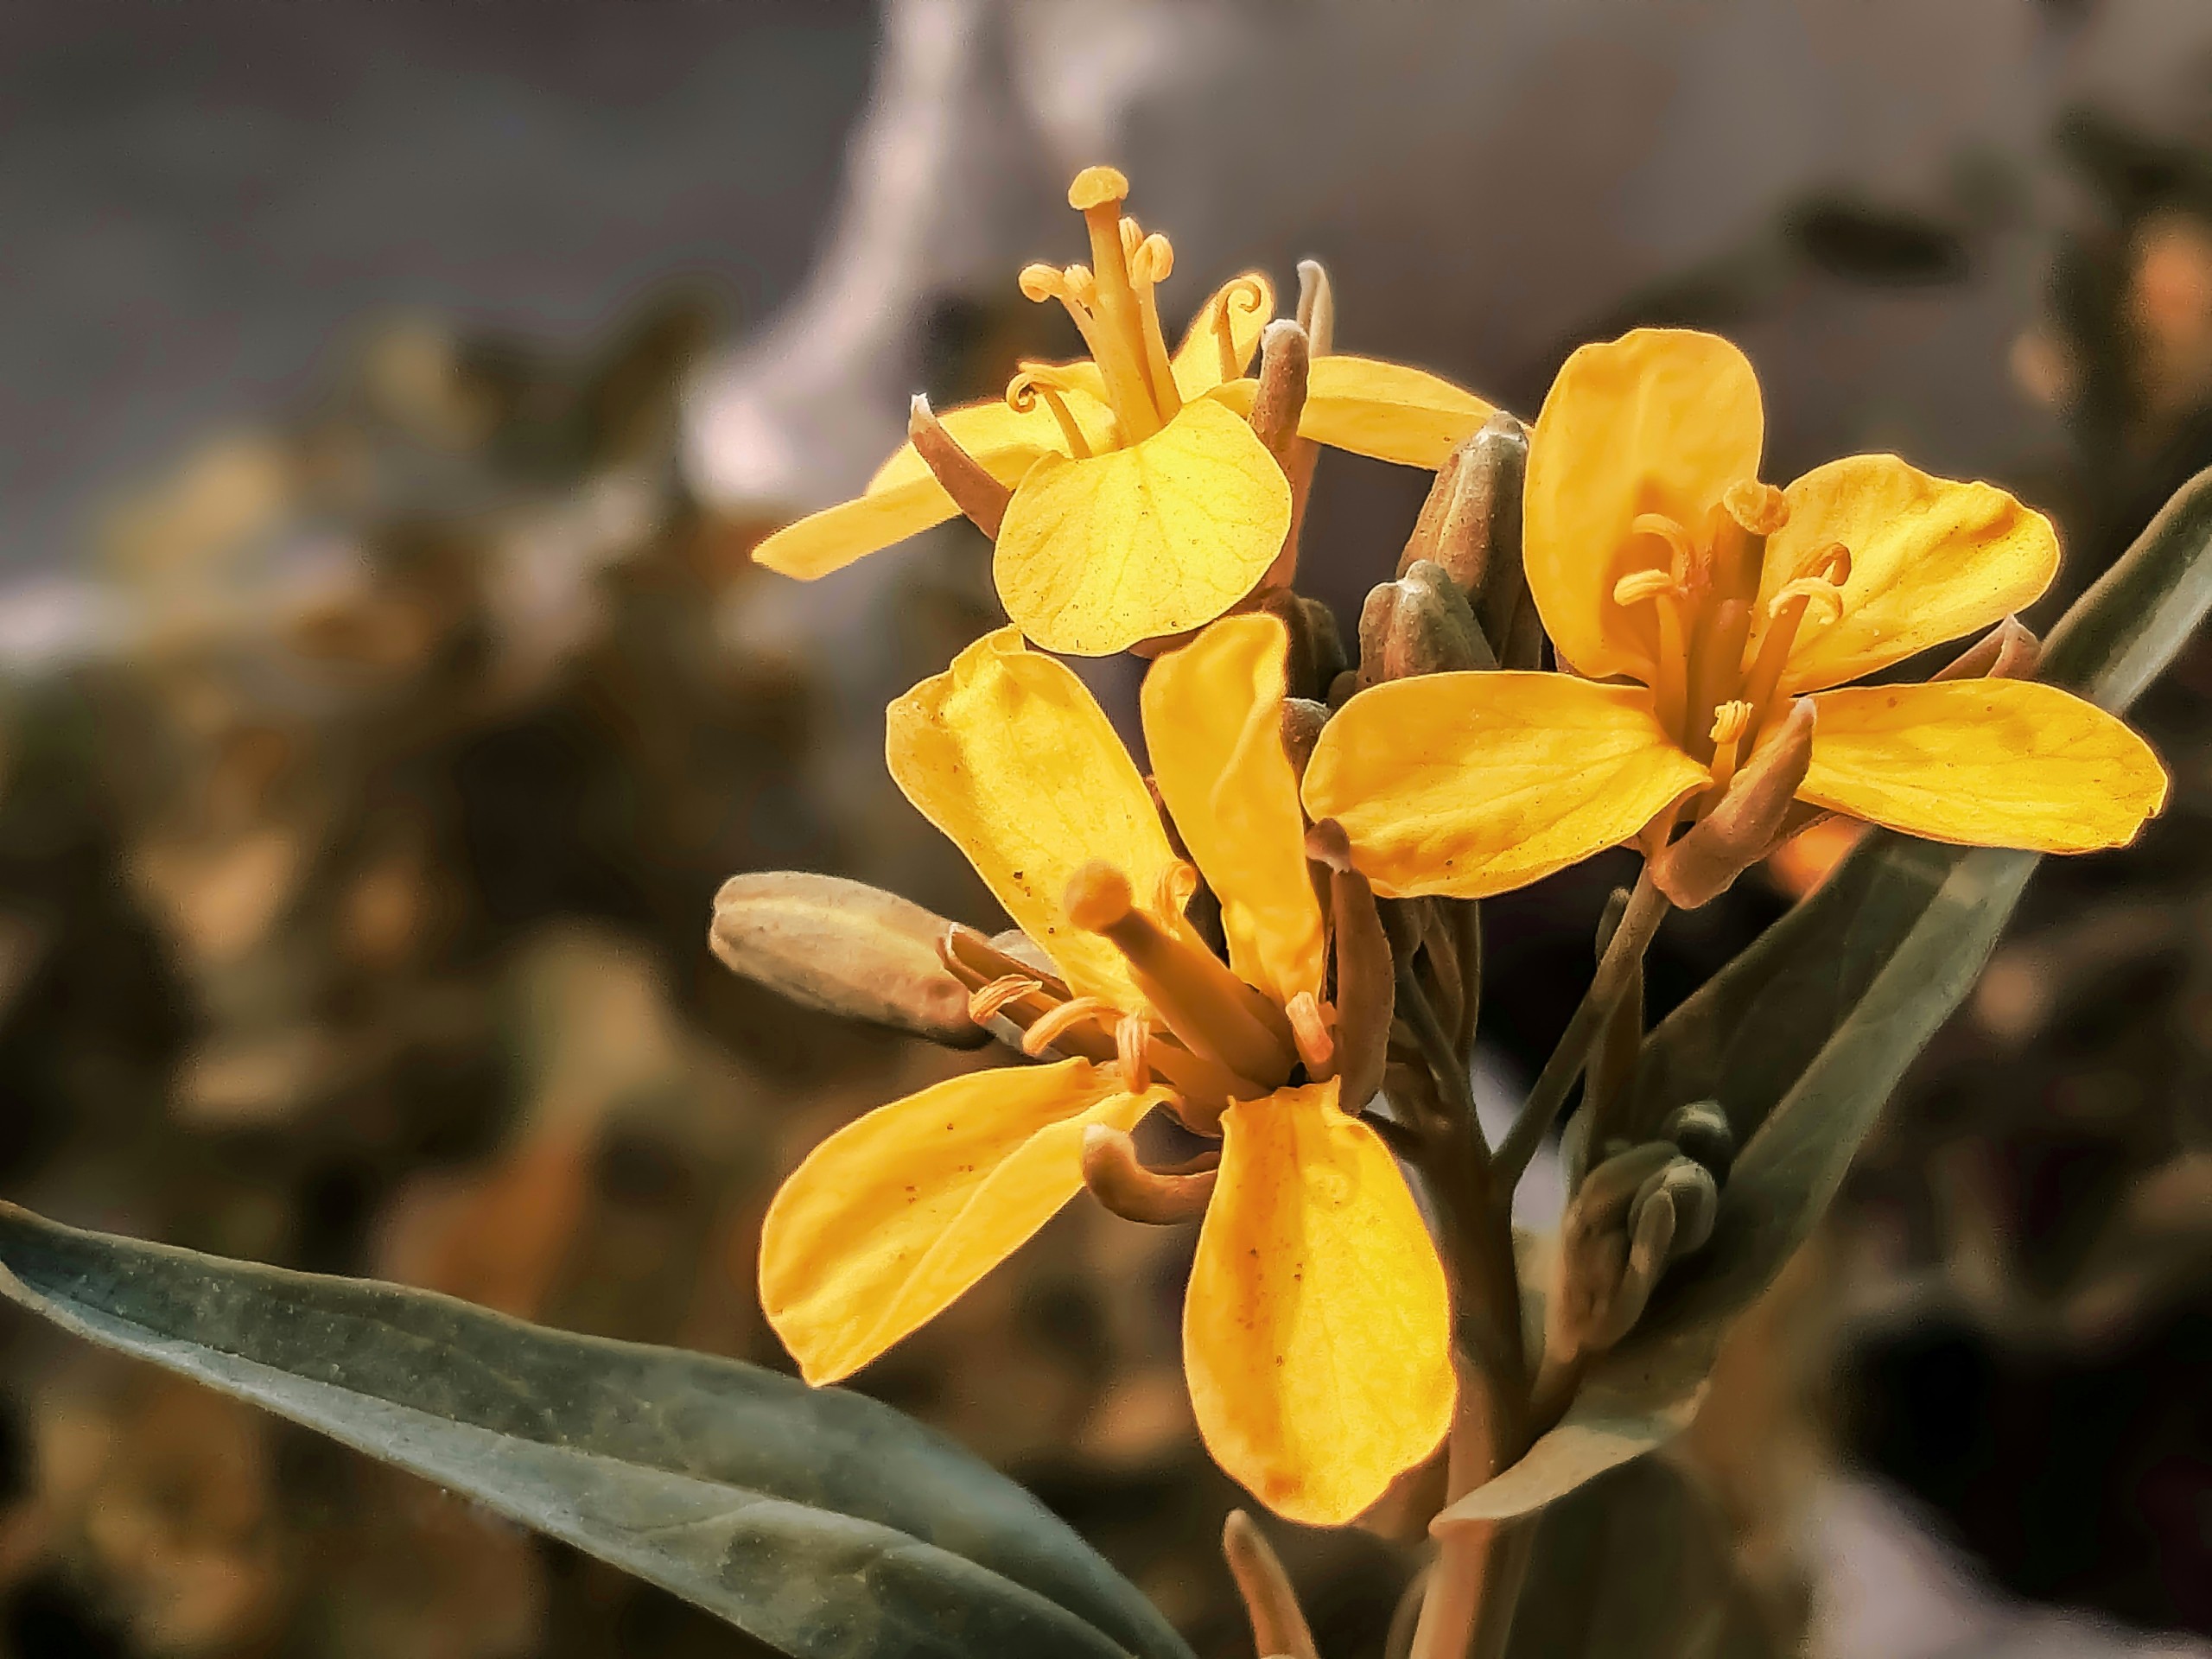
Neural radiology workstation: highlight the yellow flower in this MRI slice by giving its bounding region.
[753,166,1496,656]
[1303,327,2169,898]
[758,615,1453,1524]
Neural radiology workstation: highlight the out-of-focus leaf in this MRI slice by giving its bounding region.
[0,1204,1191,1659]
[710,871,989,1048]
[1504,1458,1777,1658]
[1446,462,2212,1525]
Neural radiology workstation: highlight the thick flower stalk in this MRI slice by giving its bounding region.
[758,614,1453,1524]
[752,166,1495,655]
[1304,327,2169,899]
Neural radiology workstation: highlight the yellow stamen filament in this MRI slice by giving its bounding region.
[1064,861,1295,1086]
[1630,513,1700,587]
[1125,223,1180,423]
[1007,370,1094,459]
[1020,995,1114,1058]
[968,975,1045,1025]
[1285,990,1336,1078]
[1612,566,1694,742]
[1116,1012,1153,1093]
[1738,541,1853,747]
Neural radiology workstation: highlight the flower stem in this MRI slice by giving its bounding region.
[1494,867,1669,1189]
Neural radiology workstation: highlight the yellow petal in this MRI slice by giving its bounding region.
[1800,680,2168,853]
[887,626,1179,1006]
[995,397,1293,657]
[760,1058,1156,1383]
[863,387,1112,497]
[1525,328,1764,680]
[1300,671,1709,899]
[1760,454,2061,693]
[1184,1078,1454,1525]
[752,474,976,580]
[1171,273,1276,400]
[1141,615,1325,1007]
[1294,354,1495,470]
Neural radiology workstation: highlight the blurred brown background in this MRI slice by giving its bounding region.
[1,3,2210,1656]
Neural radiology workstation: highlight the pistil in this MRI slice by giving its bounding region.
[1065,860,1296,1088]
[1066,166,1170,441]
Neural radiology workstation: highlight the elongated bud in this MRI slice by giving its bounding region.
[1081,1124,1218,1224]
[1399,415,1529,661]
[1357,560,1495,690]
[907,395,1010,537]
[1224,1510,1320,1659]
[1549,1141,1675,1363]
[1306,819,1394,1112]
[1935,615,2041,683]
[1248,319,1311,467]
[1650,697,1816,908]
[1280,697,1328,781]
[711,872,990,1047]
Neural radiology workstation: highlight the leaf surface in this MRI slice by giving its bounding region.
[0,1205,1192,1659]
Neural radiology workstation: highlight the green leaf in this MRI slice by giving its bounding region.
[0,1204,1192,1659]
[1445,462,2212,1525]
[1505,1458,1777,1659]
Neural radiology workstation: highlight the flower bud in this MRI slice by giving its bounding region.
[710,872,991,1047]
[1662,1099,1736,1185]
[1357,560,1495,690]
[1398,413,1532,664]
[1250,590,1348,702]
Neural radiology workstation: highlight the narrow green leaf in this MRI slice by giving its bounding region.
[0,1205,1191,1659]
[1445,462,2212,1525]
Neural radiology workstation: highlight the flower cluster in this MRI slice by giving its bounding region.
[745,168,2169,1529]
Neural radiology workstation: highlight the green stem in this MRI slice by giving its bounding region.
[1494,868,1668,1188]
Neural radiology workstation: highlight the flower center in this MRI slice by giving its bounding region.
[1015,166,1186,447]
[1611,480,1847,774]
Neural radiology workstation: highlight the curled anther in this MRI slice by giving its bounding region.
[908,394,1012,537]
[1767,575,1846,626]
[967,974,1045,1025]
[1020,995,1113,1058]
[1284,990,1336,1077]
[1612,567,1682,608]
[1080,1124,1220,1224]
[1116,1012,1153,1092]
[1129,230,1174,285]
[1708,699,1751,747]
[1630,512,1699,582]
[1721,478,1790,535]
[1650,696,1817,907]
[1005,368,1094,459]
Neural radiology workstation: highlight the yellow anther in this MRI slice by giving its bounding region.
[1018,263,1071,305]
[1153,860,1198,921]
[1709,700,1751,746]
[968,974,1044,1025]
[1021,995,1114,1058]
[1613,568,1681,608]
[1721,479,1789,536]
[1007,368,1095,459]
[1116,1012,1153,1093]
[1061,264,1096,308]
[1285,990,1336,1077]
[1768,577,1846,626]
[1068,165,1129,211]
[1131,232,1173,286]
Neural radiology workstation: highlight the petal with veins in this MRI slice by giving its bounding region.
[1301,671,1708,899]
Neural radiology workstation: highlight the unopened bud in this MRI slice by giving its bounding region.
[1081,1123,1219,1224]
[908,395,1011,537]
[711,872,990,1047]
[1935,615,2041,683]
[1357,560,1495,690]
[1306,819,1393,1112]
[1650,697,1817,908]
[1550,1141,1676,1363]
[1247,320,1311,467]
[1398,416,1529,664]
[1250,590,1347,701]
[1662,1099,1736,1184]
[1632,1156,1719,1259]
[1281,697,1328,780]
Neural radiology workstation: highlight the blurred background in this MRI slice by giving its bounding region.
[2,2,2210,1654]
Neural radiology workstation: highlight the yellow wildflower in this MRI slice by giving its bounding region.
[1303,327,2168,898]
[753,166,1495,656]
[758,615,1453,1523]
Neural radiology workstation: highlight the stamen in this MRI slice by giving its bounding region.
[1706,699,1752,795]
[1125,226,1181,422]
[1612,565,1692,743]
[1767,578,1845,626]
[1284,990,1336,1078]
[1116,1013,1153,1093]
[1065,861,1295,1086]
[1630,513,1700,587]
[1611,569,1681,607]
[968,974,1045,1025]
[1020,995,1114,1058]
[1007,370,1095,459]
[1737,541,1852,747]
[1209,276,1268,384]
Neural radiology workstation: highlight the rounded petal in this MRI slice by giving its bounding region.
[761,1059,1155,1383]
[1801,680,2169,853]
[1763,455,2060,694]
[1141,614,1325,1007]
[753,474,974,580]
[1171,273,1276,399]
[1526,328,1764,680]
[865,388,1112,496]
[1294,355,1495,470]
[1300,671,1709,899]
[995,397,1293,656]
[887,627,1179,1007]
[1185,1079,1454,1525]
